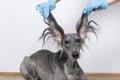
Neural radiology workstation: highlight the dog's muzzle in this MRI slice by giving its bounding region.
[72,51,79,59]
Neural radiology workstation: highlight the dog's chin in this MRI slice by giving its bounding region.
[68,55,80,62]
[72,58,79,62]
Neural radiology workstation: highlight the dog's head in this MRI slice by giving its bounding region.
[40,13,98,61]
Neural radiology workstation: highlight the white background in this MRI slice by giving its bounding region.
[0,0,120,73]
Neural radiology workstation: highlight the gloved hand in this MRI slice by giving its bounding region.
[83,0,108,15]
[36,0,56,19]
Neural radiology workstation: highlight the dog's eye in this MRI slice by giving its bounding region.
[75,39,81,43]
[64,40,70,44]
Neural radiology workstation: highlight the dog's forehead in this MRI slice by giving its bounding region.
[64,33,80,40]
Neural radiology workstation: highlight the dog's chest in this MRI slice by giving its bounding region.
[64,63,80,80]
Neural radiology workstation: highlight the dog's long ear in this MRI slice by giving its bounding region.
[41,13,64,43]
[76,13,98,40]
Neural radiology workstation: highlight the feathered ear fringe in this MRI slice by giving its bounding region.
[76,13,100,41]
[39,28,64,50]
[39,27,53,46]
[87,19,100,39]
[39,13,65,47]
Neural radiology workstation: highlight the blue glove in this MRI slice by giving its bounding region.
[36,0,56,19]
[84,0,108,15]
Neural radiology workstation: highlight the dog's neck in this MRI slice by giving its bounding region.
[54,50,80,79]
[65,59,77,69]
[63,56,79,79]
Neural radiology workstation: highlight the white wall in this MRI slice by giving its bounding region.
[0,0,120,73]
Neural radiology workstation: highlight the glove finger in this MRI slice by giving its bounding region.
[84,2,93,14]
[87,7,93,15]
[83,8,87,14]
[43,6,49,18]
[48,0,56,11]
[84,7,92,15]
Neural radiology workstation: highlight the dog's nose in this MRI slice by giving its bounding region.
[72,52,79,59]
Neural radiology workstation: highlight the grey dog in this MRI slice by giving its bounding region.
[20,13,97,80]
